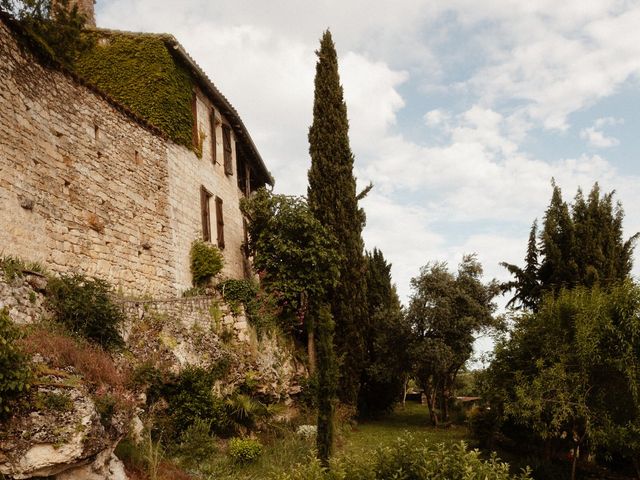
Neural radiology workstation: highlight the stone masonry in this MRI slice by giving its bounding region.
[0,17,257,296]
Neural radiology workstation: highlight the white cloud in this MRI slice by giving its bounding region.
[93,0,640,312]
[424,109,449,127]
[580,117,624,148]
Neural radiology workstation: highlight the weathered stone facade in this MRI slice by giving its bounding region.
[0,17,263,296]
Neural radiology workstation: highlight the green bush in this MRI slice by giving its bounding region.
[271,434,531,480]
[218,279,258,306]
[190,240,224,287]
[46,273,124,349]
[173,418,218,468]
[228,437,263,464]
[151,364,233,439]
[0,309,32,417]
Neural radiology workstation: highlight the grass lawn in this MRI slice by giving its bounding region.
[336,401,469,460]
[195,401,471,479]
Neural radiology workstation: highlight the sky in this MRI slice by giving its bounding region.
[95,1,640,355]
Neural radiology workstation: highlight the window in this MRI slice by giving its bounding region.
[222,124,233,176]
[200,187,212,242]
[210,109,217,164]
[215,196,225,249]
[191,91,199,149]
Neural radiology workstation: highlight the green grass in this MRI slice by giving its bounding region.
[188,402,470,479]
[336,402,469,460]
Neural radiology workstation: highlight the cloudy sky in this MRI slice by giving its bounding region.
[96,1,640,328]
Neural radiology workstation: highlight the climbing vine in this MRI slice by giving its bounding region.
[74,33,195,148]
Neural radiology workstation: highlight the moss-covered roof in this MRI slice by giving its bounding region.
[75,29,273,186]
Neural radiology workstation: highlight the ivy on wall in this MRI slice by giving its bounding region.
[74,33,195,148]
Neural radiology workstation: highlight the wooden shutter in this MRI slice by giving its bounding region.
[215,197,225,249]
[210,109,217,164]
[222,125,233,176]
[200,187,211,242]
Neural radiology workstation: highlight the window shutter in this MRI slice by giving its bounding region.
[210,109,217,164]
[215,197,225,249]
[222,125,233,176]
[200,187,211,242]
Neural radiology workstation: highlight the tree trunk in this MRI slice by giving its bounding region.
[632,456,640,480]
[441,381,449,422]
[307,328,316,375]
[402,376,408,408]
[424,383,439,426]
[570,445,579,480]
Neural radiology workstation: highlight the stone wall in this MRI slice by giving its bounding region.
[167,87,251,290]
[0,18,251,296]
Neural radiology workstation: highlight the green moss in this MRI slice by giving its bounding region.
[74,33,195,148]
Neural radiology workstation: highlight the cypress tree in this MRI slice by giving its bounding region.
[358,249,411,417]
[315,303,337,466]
[503,181,638,309]
[307,30,367,405]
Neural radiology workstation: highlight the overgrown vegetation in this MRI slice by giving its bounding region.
[479,182,640,480]
[273,433,531,480]
[190,239,224,288]
[74,32,196,148]
[0,308,32,417]
[0,254,46,281]
[47,273,124,349]
[0,0,93,66]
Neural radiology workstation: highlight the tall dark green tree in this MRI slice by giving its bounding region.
[503,182,637,309]
[358,249,411,417]
[501,220,541,311]
[307,30,368,405]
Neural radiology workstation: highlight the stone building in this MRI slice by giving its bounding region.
[0,4,272,297]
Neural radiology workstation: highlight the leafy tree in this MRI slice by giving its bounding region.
[240,188,341,337]
[307,30,368,405]
[487,284,640,480]
[0,0,92,66]
[503,182,637,310]
[240,188,340,465]
[407,255,498,425]
[358,249,411,417]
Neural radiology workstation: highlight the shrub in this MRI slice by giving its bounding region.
[151,364,233,439]
[0,309,32,417]
[46,273,124,349]
[271,434,532,480]
[190,240,223,287]
[173,418,218,468]
[228,437,263,464]
[218,279,258,306]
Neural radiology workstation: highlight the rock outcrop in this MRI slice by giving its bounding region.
[0,370,129,480]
